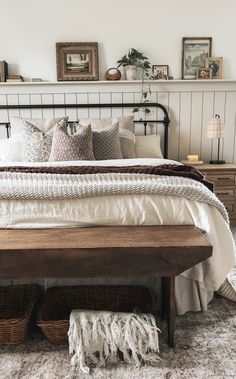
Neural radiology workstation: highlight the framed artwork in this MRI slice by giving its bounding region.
[56,42,99,81]
[205,57,223,79]
[152,65,169,79]
[182,37,212,79]
[196,68,212,79]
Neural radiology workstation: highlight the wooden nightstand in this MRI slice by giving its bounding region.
[193,163,236,225]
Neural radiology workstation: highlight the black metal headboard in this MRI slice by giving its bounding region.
[0,102,170,158]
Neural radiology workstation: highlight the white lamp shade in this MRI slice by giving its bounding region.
[206,117,224,139]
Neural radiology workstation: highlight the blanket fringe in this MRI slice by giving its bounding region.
[68,310,161,374]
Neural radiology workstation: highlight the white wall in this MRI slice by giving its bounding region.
[0,0,235,81]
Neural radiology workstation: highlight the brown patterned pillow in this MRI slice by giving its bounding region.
[50,121,95,161]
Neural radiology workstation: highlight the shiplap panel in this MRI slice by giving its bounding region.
[200,92,215,163]
[99,93,112,118]
[76,93,89,119]
[30,94,43,119]
[87,93,100,118]
[1,88,236,164]
[212,92,226,161]
[18,94,32,119]
[168,92,180,161]
[223,92,236,164]
[156,92,169,154]
[179,92,192,161]
[0,95,7,138]
[122,92,135,117]
[64,93,77,121]
[189,92,203,158]
[41,93,54,119]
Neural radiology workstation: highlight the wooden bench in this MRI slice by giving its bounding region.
[0,225,212,347]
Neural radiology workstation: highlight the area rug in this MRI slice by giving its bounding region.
[0,233,235,379]
[0,297,235,378]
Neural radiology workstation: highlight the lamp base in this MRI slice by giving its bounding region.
[209,159,225,164]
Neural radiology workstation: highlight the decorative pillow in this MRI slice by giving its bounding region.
[22,120,55,162]
[50,122,95,162]
[10,116,68,136]
[79,116,136,159]
[92,123,123,160]
[135,135,163,158]
[0,136,23,162]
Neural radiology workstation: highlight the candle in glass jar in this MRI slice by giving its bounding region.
[187,155,199,162]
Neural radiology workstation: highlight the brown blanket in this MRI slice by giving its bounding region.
[0,164,213,192]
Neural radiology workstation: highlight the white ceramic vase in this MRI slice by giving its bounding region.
[125,65,137,80]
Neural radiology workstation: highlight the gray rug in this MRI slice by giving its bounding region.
[0,232,236,379]
[0,297,235,378]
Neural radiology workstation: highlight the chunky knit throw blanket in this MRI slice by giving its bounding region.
[0,165,228,223]
[0,164,213,191]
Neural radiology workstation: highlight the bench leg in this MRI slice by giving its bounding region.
[161,276,175,348]
[161,277,168,321]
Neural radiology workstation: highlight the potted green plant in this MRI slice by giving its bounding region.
[117,48,150,80]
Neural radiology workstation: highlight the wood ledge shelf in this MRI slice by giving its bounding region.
[0,79,236,86]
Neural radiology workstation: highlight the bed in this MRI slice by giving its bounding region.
[0,101,235,316]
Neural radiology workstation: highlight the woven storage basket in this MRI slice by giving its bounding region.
[37,285,154,344]
[0,285,37,344]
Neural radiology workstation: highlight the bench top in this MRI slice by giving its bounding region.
[0,225,211,250]
[0,225,212,278]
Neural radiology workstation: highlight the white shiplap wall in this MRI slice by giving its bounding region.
[0,80,236,163]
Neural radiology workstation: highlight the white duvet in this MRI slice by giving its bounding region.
[0,158,235,315]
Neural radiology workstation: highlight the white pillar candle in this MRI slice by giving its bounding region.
[187,155,199,162]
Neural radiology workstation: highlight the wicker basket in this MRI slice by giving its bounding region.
[0,285,38,344]
[37,285,154,344]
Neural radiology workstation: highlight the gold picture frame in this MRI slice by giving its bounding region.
[56,42,99,81]
[205,57,223,79]
[182,37,212,79]
[196,68,212,79]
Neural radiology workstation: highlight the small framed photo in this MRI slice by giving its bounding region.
[56,42,99,81]
[182,37,212,79]
[152,65,169,79]
[205,57,223,79]
[196,68,212,79]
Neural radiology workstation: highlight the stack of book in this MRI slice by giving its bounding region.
[6,75,24,83]
[0,61,8,82]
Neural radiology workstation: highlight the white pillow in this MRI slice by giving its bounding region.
[135,135,163,158]
[0,136,23,162]
[10,116,68,136]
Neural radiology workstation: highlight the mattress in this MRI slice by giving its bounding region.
[0,158,235,315]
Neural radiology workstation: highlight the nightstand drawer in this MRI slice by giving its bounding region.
[206,174,235,186]
[214,188,234,202]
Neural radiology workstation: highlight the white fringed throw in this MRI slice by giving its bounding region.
[68,310,161,374]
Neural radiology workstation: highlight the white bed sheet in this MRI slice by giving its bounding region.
[0,158,235,315]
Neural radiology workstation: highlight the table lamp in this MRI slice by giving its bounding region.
[206,114,225,164]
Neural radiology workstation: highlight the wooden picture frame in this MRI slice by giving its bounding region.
[182,37,212,80]
[152,65,169,80]
[56,42,99,81]
[205,57,223,79]
[196,68,212,79]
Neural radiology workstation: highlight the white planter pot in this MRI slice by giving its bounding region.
[125,65,137,80]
